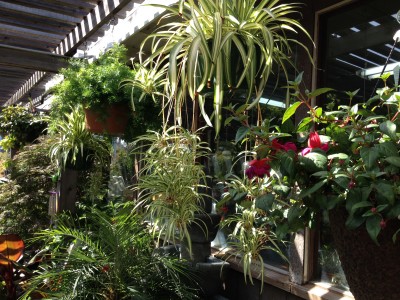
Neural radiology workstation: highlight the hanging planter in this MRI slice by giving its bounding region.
[84,103,130,136]
[329,206,400,300]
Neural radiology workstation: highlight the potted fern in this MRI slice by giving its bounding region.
[53,44,134,136]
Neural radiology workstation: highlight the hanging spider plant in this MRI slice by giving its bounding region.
[132,126,211,256]
[142,0,312,134]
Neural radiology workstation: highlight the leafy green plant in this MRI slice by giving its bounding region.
[222,72,400,273]
[54,44,133,111]
[48,105,110,172]
[0,105,46,150]
[132,126,211,254]
[51,44,162,140]
[142,0,312,134]
[0,136,57,239]
[21,203,200,299]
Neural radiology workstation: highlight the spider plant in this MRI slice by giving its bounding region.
[221,205,287,291]
[142,0,312,134]
[132,126,211,255]
[20,203,199,299]
[48,105,110,172]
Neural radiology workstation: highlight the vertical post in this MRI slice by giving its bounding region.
[57,168,78,213]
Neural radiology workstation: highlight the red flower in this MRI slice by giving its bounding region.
[272,140,297,152]
[245,158,271,179]
[101,265,110,273]
[301,132,329,156]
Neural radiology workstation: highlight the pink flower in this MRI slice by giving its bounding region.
[245,158,271,179]
[272,140,297,152]
[301,132,329,156]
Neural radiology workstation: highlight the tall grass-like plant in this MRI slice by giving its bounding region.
[133,126,210,254]
[142,0,312,134]
[21,203,199,299]
[48,105,110,172]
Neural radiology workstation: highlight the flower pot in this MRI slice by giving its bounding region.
[181,213,221,264]
[329,206,400,300]
[84,103,130,136]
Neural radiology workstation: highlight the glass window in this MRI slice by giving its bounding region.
[315,0,399,289]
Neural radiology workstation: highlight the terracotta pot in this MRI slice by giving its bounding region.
[84,103,130,136]
[329,206,400,300]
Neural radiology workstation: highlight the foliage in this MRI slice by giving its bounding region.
[48,105,111,173]
[0,136,57,239]
[0,105,46,150]
[142,0,312,134]
[53,44,133,111]
[21,203,200,299]
[132,126,211,254]
[50,44,162,140]
[224,72,400,267]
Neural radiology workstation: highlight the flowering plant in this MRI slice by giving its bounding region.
[220,73,400,281]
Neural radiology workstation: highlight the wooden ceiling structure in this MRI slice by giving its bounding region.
[0,0,140,106]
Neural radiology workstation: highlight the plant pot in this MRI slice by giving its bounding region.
[329,206,400,300]
[181,213,221,264]
[84,103,130,136]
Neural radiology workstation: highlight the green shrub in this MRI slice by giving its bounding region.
[0,136,57,239]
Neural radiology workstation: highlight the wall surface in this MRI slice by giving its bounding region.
[221,268,302,300]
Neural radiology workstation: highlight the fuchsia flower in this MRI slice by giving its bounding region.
[245,158,271,179]
[272,139,297,152]
[301,132,329,156]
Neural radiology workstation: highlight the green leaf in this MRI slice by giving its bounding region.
[380,121,398,141]
[235,126,250,144]
[255,194,275,211]
[233,192,248,202]
[345,214,364,230]
[327,153,349,160]
[299,179,326,199]
[308,88,334,98]
[294,72,303,85]
[302,150,328,172]
[376,142,398,157]
[287,205,306,226]
[350,201,372,214]
[360,147,380,170]
[375,181,395,204]
[316,194,338,210]
[297,117,313,132]
[366,215,381,245]
[279,152,295,178]
[385,156,400,167]
[273,184,291,198]
[282,101,302,124]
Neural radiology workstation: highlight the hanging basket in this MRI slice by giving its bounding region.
[84,103,130,136]
[329,206,400,300]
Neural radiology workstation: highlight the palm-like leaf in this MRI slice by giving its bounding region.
[21,204,199,299]
[142,0,312,134]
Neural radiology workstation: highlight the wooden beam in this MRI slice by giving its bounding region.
[0,1,81,24]
[6,0,135,105]
[0,44,69,73]
[39,0,96,10]
[0,23,65,41]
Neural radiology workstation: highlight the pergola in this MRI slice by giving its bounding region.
[0,0,149,107]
